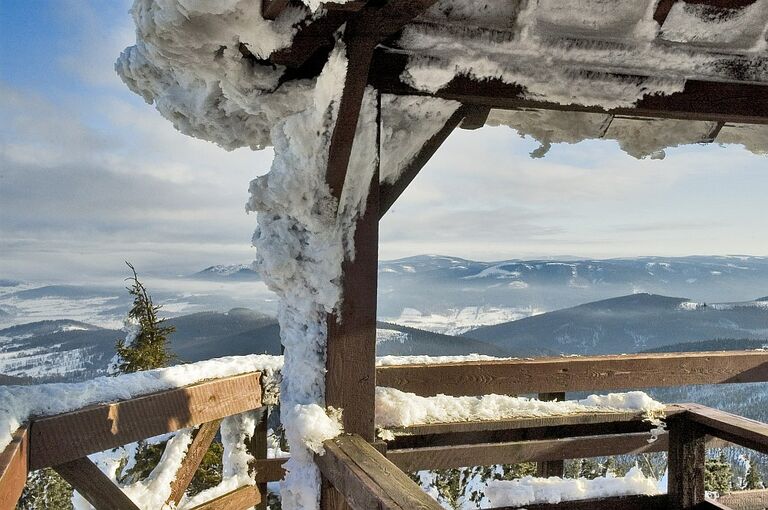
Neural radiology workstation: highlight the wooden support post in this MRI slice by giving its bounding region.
[536,392,566,478]
[55,457,140,510]
[248,408,269,510]
[322,28,379,510]
[166,419,223,506]
[0,426,28,510]
[667,414,706,509]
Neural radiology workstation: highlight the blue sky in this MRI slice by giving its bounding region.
[1,1,767,281]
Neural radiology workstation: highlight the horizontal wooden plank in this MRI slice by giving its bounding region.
[376,351,768,397]
[30,372,262,470]
[316,434,442,510]
[371,51,768,125]
[188,484,261,510]
[684,405,768,455]
[387,432,668,472]
[54,456,140,510]
[488,494,668,510]
[0,426,28,510]
[386,406,688,449]
[717,489,768,510]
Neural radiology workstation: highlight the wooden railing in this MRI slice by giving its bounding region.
[0,372,269,510]
[1,350,768,509]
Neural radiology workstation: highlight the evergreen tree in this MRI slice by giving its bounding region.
[705,452,735,494]
[114,262,175,373]
[15,468,73,510]
[743,457,764,490]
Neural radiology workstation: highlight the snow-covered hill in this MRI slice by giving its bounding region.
[464,293,768,356]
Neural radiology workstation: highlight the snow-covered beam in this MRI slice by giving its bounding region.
[375,351,768,398]
[654,0,758,26]
[370,51,768,125]
[28,372,263,470]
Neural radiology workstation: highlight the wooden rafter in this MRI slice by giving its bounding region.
[459,105,490,130]
[29,372,262,470]
[370,50,768,125]
[54,457,140,510]
[490,494,669,510]
[379,105,467,218]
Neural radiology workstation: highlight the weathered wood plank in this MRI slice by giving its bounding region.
[251,458,288,483]
[379,105,466,217]
[384,409,672,450]
[536,392,566,478]
[0,426,28,510]
[166,419,223,506]
[189,484,261,510]
[701,498,733,509]
[248,409,269,510]
[375,351,768,397]
[388,432,668,472]
[54,457,140,510]
[30,372,262,470]
[684,405,768,455]
[316,434,442,510]
[370,51,768,125]
[488,494,669,510]
[717,489,768,510]
[668,414,707,509]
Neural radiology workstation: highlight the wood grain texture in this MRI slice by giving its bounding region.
[536,392,566,478]
[317,434,442,510]
[188,484,261,510]
[684,405,768,455]
[166,419,223,506]
[668,414,707,509]
[375,351,768,397]
[717,489,768,510]
[30,372,262,470]
[0,426,28,510]
[251,458,288,483]
[54,457,140,510]
[387,432,668,472]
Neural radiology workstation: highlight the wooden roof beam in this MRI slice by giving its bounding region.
[654,0,758,26]
[370,52,768,125]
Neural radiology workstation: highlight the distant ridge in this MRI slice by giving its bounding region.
[463,293,768,356]
[191,264,260,281]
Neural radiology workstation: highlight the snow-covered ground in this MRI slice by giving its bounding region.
[385,306,542,335]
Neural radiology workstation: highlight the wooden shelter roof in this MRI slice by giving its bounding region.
[260,0,768,155]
